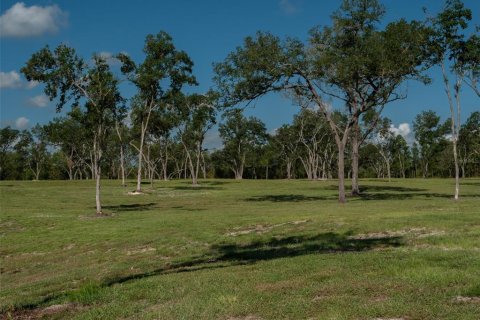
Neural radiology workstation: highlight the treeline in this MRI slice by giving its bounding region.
[1,0,479,211]
[1,109,479,182]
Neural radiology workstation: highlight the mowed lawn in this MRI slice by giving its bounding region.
[1,178,479,319]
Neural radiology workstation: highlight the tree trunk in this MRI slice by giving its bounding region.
[337,144,346,203]
[386,161,391,182]
[95,165,102,214]
[351,123,360,195]
[115,122,126,187]
[93,133,102,215]
[442,61,461,200]
[286,160,292,179]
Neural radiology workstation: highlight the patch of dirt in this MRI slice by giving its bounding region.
[63,244,75,250]
[126,246,156,255]
[453,296,480,303]
[127,191,145,195]
[2,303,81,320]
[412,244,480,252]
[312,295,326,301]
[371,295,389,302]
[349,228,445,240]
[226,220,310,236]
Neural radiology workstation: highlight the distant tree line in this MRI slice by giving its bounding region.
[0,0,478,212]
[1,108,479,182]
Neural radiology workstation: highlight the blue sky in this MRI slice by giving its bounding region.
[1,0,479,147]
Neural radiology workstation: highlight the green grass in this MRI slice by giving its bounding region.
[1,178,479,319]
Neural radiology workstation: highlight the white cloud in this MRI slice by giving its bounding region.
[389,123,411,137]
[15,117,29,129]
[390,122,414,144]
[279,0,301,15]
[26,80,39,89]
[0,71,22,88]
[0,2,67,38]
[95,51,120,66]
[28,94,49,107]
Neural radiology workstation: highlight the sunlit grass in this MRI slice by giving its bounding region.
[1,178,479,319]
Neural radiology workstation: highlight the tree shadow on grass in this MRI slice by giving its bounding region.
[170,185,223,191]
[201,180,232,186]
[245,194,332,202]
[102,231,403,287]
[9,231,403,313]
[359,185,427,192]
[357,192,479,201]
[102,202,157,212]
[462,182,480,186]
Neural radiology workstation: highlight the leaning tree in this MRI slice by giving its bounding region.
[22,45,125,214]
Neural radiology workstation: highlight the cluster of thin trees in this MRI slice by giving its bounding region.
[1,0,478,212]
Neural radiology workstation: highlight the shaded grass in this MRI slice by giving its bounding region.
[1,178,479,319]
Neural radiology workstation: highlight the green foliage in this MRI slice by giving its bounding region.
[217,109,268,178]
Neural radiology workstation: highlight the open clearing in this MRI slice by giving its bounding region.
[1,178,479,319]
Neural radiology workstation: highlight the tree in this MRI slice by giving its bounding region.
[22,46,125,215]
[428,0,477,199]
[177,93,217,185]
[458,111,480,177]
[214,0,430,202]
[273,124,299,179]
[118,31,197,193]
[218,109,268,179]
[369,117,395,181]
[42,110,89,180]
[0,127,20,180]
[26,125,49,180]
[292,108,335,180]
[413,110,448,178]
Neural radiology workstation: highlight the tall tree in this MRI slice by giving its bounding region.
[22,46,125,214]
[428,0,477,199]
[214,0,429,202]
[118,31,197,193]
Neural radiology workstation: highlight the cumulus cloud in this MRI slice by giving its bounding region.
[389,123,411,137]
[0,2,67,38]
[279,0,301,15]
[0,71,22,88]
[28,94,49,107]
[390,122,414,144]
[95,51,121,66]
[26,80,39,89]
[15,117,29,129]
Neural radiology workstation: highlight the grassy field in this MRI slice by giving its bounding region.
[1,178,479,319]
